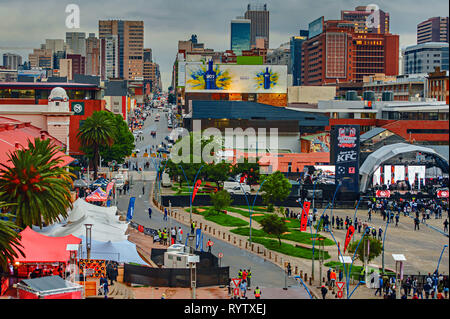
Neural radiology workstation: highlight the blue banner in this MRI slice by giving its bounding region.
[200,234,204,252]
[195,228,202,250]
[107,200,111,207]
[126,197,136,222]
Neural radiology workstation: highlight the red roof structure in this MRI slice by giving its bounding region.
[0,116,74,168]
[13,227,81,263]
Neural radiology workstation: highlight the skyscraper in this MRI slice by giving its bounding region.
[244,3,269,49]
[86,33,101,76]
[231,18,251,55]
[101,35,119,80]
[341,6,390,34]
[417,17,449,44]
[66,32,86,56]
[290,30,308,86]
[99,20,144,80]
[3,53,22,70]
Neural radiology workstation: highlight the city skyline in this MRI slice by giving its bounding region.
[0,0,448,90]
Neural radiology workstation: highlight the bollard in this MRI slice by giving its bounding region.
[245,242,248,249]
[239,239,242,247]
[228,235,230,241]
[223,233,226,240]
[269,251,271,259]
[275,255,277,263]
[264,249,266,257]
[304,273,307,281]
[295,266,298,275]
[233,237,236,244]
[208,226,211,233]
[300,270,303,277]
[213,229,215,236]
[251,244,254,252]
[309,277,312,286]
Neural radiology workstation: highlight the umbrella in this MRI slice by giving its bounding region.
[73,179,89,188]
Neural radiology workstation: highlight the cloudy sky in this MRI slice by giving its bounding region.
[0,0,448,89]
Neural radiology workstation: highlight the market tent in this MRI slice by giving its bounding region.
[86,187,108,202]
[17,276,83,299]
[13,227,81,263]
[78,236,148,265]
[34,198,128,242]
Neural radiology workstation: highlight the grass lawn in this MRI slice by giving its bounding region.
[230,227,334,246]
[235,205,268,213]
[250,237,331,260]
[185,207,248,227]
[324,261,396,279]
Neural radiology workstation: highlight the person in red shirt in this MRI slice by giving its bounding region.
[242,269,248,282]
[412,293,419,299]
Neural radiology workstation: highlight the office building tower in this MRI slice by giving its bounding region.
[86,33,101,76]
[417,17,449,44]
[301,19,399,85]
[341,6,390,34]
[244,3,270,49]
[101,35,119,80]
[44,39,66,53]
[3,53,22,70]
[66,54,85,75]
[144,48,152,63]
[403,42,449,74]
[290,30,308,86]
[99,20,144,80]
[66,32,86,56]
[29,49,53,69]
[231,18,251,55]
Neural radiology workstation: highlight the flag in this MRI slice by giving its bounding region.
[343,225,355,253]
[195,228,202,250]
[126,197,136,222]
[106,182,114,196]
[240,174,247,184]
[300,201,311,231]
[192,179,202,204]
[200,234,204,252]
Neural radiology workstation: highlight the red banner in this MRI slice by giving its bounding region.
[376,190,391,198]
[192,179,202,203]
[343,225,355,253]
[300,201,311,231]
[437,190,449,198]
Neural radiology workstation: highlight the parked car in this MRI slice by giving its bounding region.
[226,185,251,196]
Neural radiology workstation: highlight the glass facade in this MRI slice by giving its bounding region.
[231,20,251,56]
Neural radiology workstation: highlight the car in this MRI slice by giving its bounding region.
[226,186,250,196]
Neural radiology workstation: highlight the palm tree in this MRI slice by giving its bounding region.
[77,111,114,180]
[0,202,23,271]
[0,138,75,229]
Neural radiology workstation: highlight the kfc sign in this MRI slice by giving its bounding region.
[376,190,391,198]
[337,127,357,148]
[437,190,449,198]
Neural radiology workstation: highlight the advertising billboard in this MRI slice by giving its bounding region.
[184,61,288,94]
[331,125,360,193]
[308,16,324,39]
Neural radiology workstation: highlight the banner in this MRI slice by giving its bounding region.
[106,182,114,196]
[185,62,287,94]
[343,225,355,253]
[126,197,136,222]
[376,190,391,198]
[331,125,360,193]
[195,228,202,250]
[300,201,311,231]
[437,190,449,198]
[192,179,202,204]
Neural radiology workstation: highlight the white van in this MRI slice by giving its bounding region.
[162,173,172,187]
[224,183,251,196]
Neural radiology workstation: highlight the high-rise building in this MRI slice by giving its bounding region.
[290,30,309,86]
[144,48,152,63]
[266,42,291,72]
[301,19,399,85]
[29,49,53,69]
[403,42,449,75]
[417,17,449,44]
[86,33,101,76]
[231,17,251,55]
[66,54,85,75]
[98,20,144,80]
[101,35,119,80]
[66,32,86,56]
[44,39,66,53]
[59,59,73,80]
[341,6,390,34]
[3,53,22,70]
[244,3,269,49]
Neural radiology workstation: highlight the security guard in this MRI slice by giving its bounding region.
[360,267,366,282]
[163,230,168,246]
[247,269,252,288]
[238,269,243,279]
[254,287,261,299]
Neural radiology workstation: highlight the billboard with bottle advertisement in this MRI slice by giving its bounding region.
[184,61,287,94]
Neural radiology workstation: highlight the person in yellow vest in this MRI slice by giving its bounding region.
[254,286,261,299]
[238,269,243,279]
[163,230,168,246]
[247,269,252,288]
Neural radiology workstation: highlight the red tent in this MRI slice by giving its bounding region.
[13,227,81,263]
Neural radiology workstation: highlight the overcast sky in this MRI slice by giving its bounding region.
[0,0,448,89]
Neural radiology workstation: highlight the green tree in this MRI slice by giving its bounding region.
[205,162,232,190]
[259,171,292,212]
[347,236,383,264]
[77,111,114,180]
[259,214,289,246]
[210,190,233,212]
[0,138,75,228]
[0,202,24,270]
[98,113,134,164]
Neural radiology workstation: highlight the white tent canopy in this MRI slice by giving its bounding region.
[359,143,449,192]
[34,199,129,242]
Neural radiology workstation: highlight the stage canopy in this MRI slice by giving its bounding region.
[359,143,450,192]
[78,236,147,265]
[13,227,81,263]
[33,198,128,242]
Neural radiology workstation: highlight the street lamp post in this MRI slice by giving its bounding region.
[434,244,448,299]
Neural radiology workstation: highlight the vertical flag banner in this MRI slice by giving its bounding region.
[200,234,204,252]
[126,197,136,222]
[343,225,355,253]
[192,179,202,204]
[106,182,114,196]
[195,228,202,250]
[300,201,311,231]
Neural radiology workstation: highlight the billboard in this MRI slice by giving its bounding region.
[308,17,324,39]
[185,61,288,94]
[331,125,360,193]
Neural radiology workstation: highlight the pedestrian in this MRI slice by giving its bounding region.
[207,238,214,253]
[148,207,152,219]
[240,280,248,299]
[142,184,145,195]
[444,219,449,233]
[368,210,372,221]
[254,286,261,299]
[191,221,195,234]
[238,269,243,279]
[414,217,420,230]
[100,274,109,299]
[375,274,383,296]
[378,227,383,241]
[177,227,183,243]
[338,269,343,282]
[171,227,176,244]
[424,282,431,299]
[330,269,336,288]
[164,208,168,221]
[106,262,114,286]
[287,263,292,277]
[395,214,399,227]
[321,285,328,300]
[247,269,252,288]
